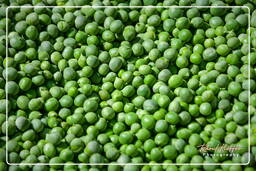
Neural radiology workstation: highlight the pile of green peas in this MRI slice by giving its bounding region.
[0,0,256,171]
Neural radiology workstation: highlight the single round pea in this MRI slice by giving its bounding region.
[200,102,212,116]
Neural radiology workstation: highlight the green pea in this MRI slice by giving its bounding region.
[200,102,212,116]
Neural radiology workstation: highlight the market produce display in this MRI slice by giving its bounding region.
[0,0,256,171]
